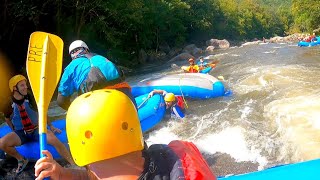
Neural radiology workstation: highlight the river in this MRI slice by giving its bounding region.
[126,42,320,174]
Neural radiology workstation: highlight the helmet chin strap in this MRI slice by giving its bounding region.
[14,86,25,97]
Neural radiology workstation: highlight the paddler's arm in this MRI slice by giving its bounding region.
[57,93,71,111]
[47,117,62,134]
[150,90,168,96]
[35,150,89,180]
[4,103,14,131]
[5,117,14,131]
[57,168,90,180]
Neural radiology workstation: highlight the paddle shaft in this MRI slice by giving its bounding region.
[138,97,150,109]
[38,35,49,155]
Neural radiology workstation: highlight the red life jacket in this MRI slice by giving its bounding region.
[176,96,185,109]
[169,140,217,180]
[139,140,217,180]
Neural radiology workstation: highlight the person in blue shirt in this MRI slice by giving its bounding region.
[148,89,185,119]
[57,40,136,110]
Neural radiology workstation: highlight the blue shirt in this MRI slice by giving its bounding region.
[170,104,185,119]
[58,55,120,96]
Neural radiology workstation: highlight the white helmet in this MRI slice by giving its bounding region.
[69,40,89,54]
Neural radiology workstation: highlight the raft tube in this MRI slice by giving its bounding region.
[0,119,68,160]
[132,73,225,99]
[298,37,320,47]
[136,93,166,132]
[218,158,320,180]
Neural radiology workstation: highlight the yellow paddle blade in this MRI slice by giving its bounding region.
[26,32,63,110]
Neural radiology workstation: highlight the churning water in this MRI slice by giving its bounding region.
[128,43,320,170]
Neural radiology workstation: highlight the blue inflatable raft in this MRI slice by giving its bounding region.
[200,66,213,74]
[136,93,166,132]
[0,119,68,160]
[132,73,225,99]
[218,158,320,179]
[298,36,320,47]
[181,66,213,74]
[0,93,166,160]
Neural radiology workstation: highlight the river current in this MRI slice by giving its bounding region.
[127,42,320,170]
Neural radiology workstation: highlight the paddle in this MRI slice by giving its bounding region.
[26,32,63,160]
[138,96,150,109]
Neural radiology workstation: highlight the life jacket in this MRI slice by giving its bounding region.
[17,104,38,133]
[198,62,208,70]
[10,94,38,131]
[188,65,199,73]
[306,35,316,42]
[103,81,131,90]
[138,140,217,180]
[176,96,185,109]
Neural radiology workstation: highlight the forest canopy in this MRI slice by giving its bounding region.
[0,0,319,70]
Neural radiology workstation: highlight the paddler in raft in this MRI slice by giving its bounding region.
[197,56,209,70]
[56,40,137,110]
[0,75,74,175]
[148,89,185,119]
[183,58,200,73]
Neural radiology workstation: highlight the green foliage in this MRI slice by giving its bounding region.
[2,0,318,68]
[291,0,320,33]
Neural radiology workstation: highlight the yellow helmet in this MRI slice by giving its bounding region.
[9,75,27,92]
[66,89,144,166]
[164,93,175,102]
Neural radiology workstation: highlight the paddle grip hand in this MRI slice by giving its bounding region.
[148,91,154,98]
[35,150,61,180]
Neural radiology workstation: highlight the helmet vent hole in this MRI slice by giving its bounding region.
[83,94,91,98]
[85,130,92,139]
[122,122,128,130]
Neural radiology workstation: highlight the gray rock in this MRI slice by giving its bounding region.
[138,49,148,64]
[168,52,194,62]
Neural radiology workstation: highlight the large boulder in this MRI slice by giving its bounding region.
[219,39,230,49]
[205,46,215,54]
[206,39,219,47]
[269,36,284,43]
[241,41,260,46]
[183,44,203,56]
[168,52,193,62]
[206,39,230,49]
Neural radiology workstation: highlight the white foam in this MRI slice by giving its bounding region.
[145,126,180,146]
[195,126,268,169]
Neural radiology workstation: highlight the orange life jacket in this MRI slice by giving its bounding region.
[103,81,131,90]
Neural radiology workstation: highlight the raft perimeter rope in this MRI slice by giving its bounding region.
[179,77,189,109]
